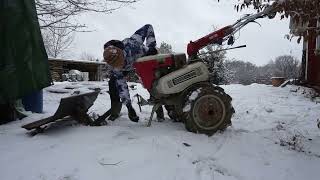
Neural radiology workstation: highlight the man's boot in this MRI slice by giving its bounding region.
[146,47,158,56]
[126,104,139,122]
[108,101,122,121]
[108,76,122,121]
[156,106,165,122]
[148,94,164,122]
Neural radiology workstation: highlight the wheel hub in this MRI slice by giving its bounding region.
[192,94,226,130]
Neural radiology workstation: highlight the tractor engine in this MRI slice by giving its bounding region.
[133,53,187,92]
[134,53,212,99]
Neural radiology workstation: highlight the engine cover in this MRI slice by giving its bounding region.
[156,62,209,95]
[134,53,186,90]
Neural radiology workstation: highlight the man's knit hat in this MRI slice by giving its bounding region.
[104,40,124,50]
[103,46,125,70]
[103,40,125,70]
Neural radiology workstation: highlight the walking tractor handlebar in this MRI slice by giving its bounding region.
[187,4,277,59]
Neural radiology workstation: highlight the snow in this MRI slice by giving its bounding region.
[1,82,320,180]
[183,88,201,112]
[243,0,309,4]
[49,58,106,65]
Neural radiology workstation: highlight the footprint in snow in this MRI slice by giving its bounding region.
[112,130,138,140]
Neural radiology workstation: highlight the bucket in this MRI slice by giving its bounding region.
[22,90,43,113]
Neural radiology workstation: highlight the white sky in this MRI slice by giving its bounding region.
[72,0,302,66]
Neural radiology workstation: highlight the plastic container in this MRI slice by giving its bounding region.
[22,90,43,113]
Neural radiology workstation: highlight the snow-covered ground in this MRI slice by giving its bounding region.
[0,82,320,180]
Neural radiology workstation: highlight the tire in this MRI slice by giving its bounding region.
[183,84,234,136]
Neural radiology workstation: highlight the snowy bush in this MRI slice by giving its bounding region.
[278,133,306,152]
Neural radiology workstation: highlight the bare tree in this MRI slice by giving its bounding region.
[223,56,299,85]
[80,52,97,61]
[224,60,258,85]
[256,60,275,84]
[272,55,300,79]
[36,0,137,32]
[158,42,173,54]
[38,1,137,59]
[42,22,75,58]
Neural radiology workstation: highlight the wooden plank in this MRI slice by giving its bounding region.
[22,116,54,130]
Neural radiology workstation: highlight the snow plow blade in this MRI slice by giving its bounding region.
[22,90,100,132]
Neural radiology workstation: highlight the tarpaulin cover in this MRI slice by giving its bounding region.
[0,0,52,104]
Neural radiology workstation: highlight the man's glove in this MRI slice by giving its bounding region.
[122,71,130,77]
[145,47,158,56]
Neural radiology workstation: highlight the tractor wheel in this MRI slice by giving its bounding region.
[183,84,234,136]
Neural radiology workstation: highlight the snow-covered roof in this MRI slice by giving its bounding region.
[48,58,106,65]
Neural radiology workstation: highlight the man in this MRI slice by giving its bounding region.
[103,24,164,122]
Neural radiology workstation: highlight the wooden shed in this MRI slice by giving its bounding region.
[48,58,106,81]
